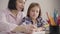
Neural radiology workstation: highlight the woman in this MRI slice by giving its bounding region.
[21,3,48,34]
[0,0,26,34]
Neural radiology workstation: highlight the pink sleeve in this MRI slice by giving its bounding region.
[0,10,17,32]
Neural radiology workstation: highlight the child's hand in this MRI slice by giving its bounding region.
[33,27,45,32]
[36,27,45,32]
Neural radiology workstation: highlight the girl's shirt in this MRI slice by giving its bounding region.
[21,16,47,28]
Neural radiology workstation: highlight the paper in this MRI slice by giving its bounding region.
[32,31,45,34]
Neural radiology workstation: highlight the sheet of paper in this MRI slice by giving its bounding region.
[32,31,45,34]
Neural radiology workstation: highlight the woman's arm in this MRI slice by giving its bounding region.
[0,12,18,32]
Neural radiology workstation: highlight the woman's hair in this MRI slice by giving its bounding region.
[8,0,17,10]
[27,3,41,18]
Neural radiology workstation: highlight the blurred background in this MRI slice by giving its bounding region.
[0,0,60,19]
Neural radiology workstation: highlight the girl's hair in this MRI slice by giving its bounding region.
[27,3,41,18]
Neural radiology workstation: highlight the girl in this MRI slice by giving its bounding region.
[21,3,48,34]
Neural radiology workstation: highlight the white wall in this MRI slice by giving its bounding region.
[0,0,60,19]
[53,0,60,16]
[0,0,9,10]
[24,0,60,19]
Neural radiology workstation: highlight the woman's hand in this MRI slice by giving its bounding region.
[11,25,27,33]
[25,24,37,34]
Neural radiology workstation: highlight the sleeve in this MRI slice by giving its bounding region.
[40,18,49,30]
[20,17,27,26]
[41,18,48,25]
[37,18,49,31]
[20,17,32,26]
[38,17,48,27]
[0,11,17,32]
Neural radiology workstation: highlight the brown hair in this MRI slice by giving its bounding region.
[27,3,41,18]
[8,0,25,11]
